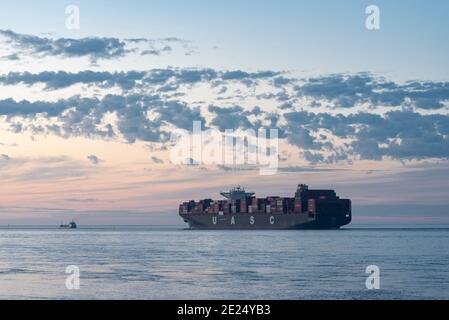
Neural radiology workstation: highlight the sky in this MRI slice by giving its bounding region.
[0,0,449,225]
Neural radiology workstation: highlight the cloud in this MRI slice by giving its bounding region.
[156,101,204,130]
[151,156,164,164]
[0,29,127,61]
[0,92,209,143]
[282,110,449,162]
[208,105,253,130]
[0,68,282,91]
[222,70,280,80]
[0,97,86,117]
[141,45,172,56]
[285,126,324,150]
[0,71,147,90]
[3,92,449,163]
[3,70,447,114]
[295,73,449,110]
[1,154,10,161]
[1,53,20,61]
[141,49,162,56]
[272,76,295,87]
[0,30,193,62]
[2,68,449,164]
[87,155,103,165]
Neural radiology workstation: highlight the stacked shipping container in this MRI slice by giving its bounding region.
[181,196,312,215]
[179,187,350,217]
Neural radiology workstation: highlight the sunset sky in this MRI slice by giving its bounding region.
[1,0,449,225]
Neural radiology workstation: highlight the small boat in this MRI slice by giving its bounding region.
[60,220,77,229]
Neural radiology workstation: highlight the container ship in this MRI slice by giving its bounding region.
[179,184,352,229]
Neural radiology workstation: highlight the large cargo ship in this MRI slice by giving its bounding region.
[179,184,352,229]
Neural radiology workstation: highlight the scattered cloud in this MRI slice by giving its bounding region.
[282,110,449,162]
[150,156,164,164]
[0,68,282,91]
[2,69,447,113]
[208,105,253,131]
[2,90,449,163]
[0,29,127,61]
[1,53,20,61]
[0,29,195,62]
[1,65,449,164]
[87,155,103,165]
[295,73,449,110]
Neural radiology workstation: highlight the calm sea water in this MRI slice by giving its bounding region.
[0,226,448,300]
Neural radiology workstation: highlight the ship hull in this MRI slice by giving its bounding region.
[180,212,351,230]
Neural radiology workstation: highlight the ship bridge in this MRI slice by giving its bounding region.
[220,186,255,200]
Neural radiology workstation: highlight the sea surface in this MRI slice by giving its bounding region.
[0,225,448,300]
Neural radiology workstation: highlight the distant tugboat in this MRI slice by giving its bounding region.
[60,220,77,229]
